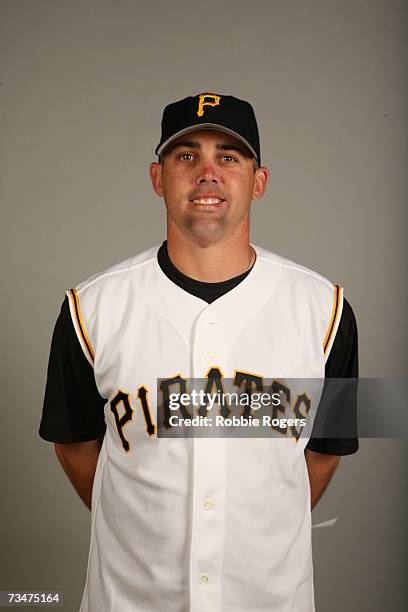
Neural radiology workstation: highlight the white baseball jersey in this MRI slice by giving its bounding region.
[60,243,344,611]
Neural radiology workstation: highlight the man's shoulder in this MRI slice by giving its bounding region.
[254,244,334,291]
[254,244,344,358]
[73,244,160,295]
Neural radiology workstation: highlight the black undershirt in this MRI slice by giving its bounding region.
[40,242,359,454]
[157,241,253,303]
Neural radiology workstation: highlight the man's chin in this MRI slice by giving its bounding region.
[184,218,229,246]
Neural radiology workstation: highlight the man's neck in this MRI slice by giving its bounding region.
[166,229,254,283]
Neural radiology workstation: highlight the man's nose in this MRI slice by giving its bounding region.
[196,161,219,183]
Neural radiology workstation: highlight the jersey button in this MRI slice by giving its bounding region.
[200,574,209,585]
[203,499,214,511]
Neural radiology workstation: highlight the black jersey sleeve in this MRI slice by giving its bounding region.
[306,297,359,455]
[39,297,107,443]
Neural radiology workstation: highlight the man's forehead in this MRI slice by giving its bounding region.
[169,130,252,154]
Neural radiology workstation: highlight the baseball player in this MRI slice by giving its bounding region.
[40,92,358,612]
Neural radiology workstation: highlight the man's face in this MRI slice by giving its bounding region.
[150,130,268,245]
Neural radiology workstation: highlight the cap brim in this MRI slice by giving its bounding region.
[156,123,258,160]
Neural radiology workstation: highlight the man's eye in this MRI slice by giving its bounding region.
[179,153,194,161]
[222,155,237,162]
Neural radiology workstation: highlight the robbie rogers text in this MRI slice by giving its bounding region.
[168,415,307,428]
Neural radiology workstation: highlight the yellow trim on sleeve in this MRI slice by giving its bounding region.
[323,285,341,355]
[69,288,95,363]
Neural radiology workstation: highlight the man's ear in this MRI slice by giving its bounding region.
[149,161,164,197]
[252,166,269,200]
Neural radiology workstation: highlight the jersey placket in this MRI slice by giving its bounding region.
[189,305,227,612]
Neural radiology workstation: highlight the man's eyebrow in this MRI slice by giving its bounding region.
[216,143,249,156]
[170,141,200,150]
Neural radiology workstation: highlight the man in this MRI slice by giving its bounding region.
[40,92,358,611]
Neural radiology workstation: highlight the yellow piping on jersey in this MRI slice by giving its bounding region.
[69,288,95,363]
[323,285,341,356]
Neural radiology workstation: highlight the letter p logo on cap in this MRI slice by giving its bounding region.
[197,93,221,117]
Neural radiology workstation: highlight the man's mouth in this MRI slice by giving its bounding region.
[189,192,227,207]
[191,197,224,205]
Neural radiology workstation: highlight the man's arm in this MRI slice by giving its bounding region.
[54,437,104,510]
[40,299,107,510]
[304,448,341,510]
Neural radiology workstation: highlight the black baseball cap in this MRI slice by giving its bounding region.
[155,92,261,165]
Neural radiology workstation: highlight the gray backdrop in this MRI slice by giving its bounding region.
[1,1,406,610]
